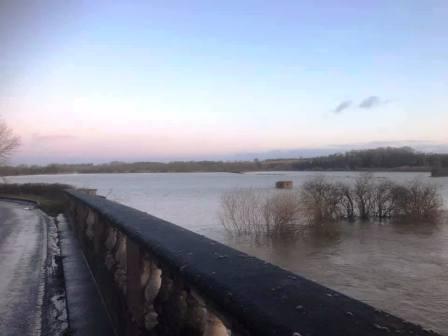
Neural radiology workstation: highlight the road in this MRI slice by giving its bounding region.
[0,200,47,336]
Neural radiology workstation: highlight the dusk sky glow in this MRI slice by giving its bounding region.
[1,1,447,164]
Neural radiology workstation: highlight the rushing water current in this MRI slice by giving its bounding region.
[7,172,448,334]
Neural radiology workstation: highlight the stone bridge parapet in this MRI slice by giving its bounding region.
[66,190,438,336]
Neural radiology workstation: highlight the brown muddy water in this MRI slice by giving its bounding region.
[7,171,448,334]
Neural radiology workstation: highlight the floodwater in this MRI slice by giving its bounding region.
[7,172,448,334]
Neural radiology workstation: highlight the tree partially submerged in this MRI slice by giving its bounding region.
[354,173,375,220]
[219,175,444,238]
[219,189,266,234]
[391,179,442,221]
[263,192,302,235]
[219,189,302,237]
[301,174,443,224]
[300,176,342,223]
[0,119,20,165]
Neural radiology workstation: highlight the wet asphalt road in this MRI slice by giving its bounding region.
[0,200,47,336]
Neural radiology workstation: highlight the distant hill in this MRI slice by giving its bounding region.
[1,147,447,176]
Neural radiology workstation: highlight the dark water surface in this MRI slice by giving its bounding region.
[7,172,448,334]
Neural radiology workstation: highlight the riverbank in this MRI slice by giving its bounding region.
[0,183,70,215]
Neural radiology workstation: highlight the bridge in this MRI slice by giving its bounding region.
[0,188,441,336]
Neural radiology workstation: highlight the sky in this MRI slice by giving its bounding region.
[1,1,447,164]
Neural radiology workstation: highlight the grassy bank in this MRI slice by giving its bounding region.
[0,183,72,216]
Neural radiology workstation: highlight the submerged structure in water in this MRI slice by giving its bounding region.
[432,168,448,177]
[275,180,293,189]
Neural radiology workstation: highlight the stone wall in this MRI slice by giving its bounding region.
[66,190,439,336]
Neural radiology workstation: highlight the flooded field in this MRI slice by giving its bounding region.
[7,171,448,334]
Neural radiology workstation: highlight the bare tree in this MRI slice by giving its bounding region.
[220,176,444,238]
[0,119,20,165]
[219,189,303,236]
[391,179,442,221]
[219,189,266,234]
[300,176,342,223]
[354,173,375,220]
[372,179,395,219]
[263,191,302,235]
[336,182,355,220]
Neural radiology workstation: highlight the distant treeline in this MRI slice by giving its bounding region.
[1,147,447,176]
[291,147,448,171]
